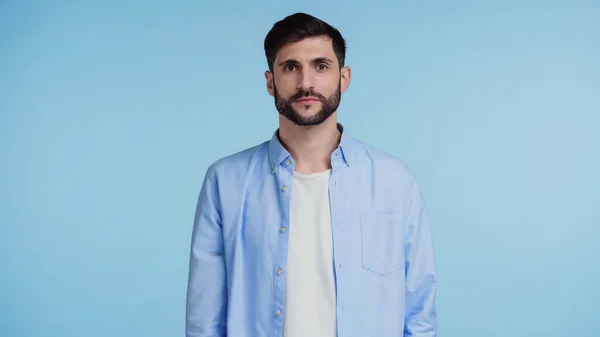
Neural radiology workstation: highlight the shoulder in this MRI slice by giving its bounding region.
[348,137,426,214]
[350,137,418,183]
[204,141,269,178]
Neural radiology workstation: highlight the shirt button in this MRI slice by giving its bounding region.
[280,226,287,233]
[285,159,291,166]
[277,268,283,275]
[275,309,281,317]
[281,185,288,192]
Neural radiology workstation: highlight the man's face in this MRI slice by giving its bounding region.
[266,36,351,126]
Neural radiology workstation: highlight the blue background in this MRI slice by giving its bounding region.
[1,1,599,336]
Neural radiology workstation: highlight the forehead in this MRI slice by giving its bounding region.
[275,36,337,64]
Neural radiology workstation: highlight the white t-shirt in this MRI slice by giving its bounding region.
[283,169,337,337]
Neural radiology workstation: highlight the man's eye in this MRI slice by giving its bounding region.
[284,65,296,72]
[317,64,328,71]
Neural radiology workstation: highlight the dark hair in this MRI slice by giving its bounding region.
[264,13,347,72]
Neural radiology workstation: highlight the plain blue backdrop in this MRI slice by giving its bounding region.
[1,1,599,336]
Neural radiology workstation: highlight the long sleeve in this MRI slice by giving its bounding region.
[186,167,227,337]
[404,179,438,336]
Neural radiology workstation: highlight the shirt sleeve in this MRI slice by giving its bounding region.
[186,167,228,337]
[404,179,438,336]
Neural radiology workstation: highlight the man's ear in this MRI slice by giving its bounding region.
[340,66,352,93]
[265,70,275,97]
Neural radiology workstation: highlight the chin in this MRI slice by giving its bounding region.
[294,102,321,112]
[295,109,320,119]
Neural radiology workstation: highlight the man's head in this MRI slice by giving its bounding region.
[264,13,351,126]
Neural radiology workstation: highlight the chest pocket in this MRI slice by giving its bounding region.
[359,212,405,276]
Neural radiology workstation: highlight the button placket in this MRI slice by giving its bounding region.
[272,164,292,333]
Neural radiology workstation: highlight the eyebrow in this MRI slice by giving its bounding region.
[277,57,334,67]
[312,57,334,64]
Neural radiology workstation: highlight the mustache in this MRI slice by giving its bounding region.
[289,89,326,102]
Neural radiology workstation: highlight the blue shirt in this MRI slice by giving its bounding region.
[186,124,437,337]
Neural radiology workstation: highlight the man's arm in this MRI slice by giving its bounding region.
[404,179,437,336]
[186,167,227,337]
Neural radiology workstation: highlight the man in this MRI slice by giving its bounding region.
[186,12,437,337]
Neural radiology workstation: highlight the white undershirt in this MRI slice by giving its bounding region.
[283,169,337,337]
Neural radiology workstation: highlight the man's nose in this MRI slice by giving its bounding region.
[297,69,315,91]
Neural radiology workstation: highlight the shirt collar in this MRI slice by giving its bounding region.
[268,122,353,173]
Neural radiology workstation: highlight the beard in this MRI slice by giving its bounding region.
[274,82,341,126]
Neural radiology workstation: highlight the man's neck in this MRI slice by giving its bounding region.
[277,114,341,175]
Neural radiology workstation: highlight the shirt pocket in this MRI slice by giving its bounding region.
[359,211,405,276]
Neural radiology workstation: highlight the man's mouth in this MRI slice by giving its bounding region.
[295,97,320,103]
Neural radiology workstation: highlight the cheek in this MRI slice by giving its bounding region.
[317,74,340,92]
[274,78,297,96]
